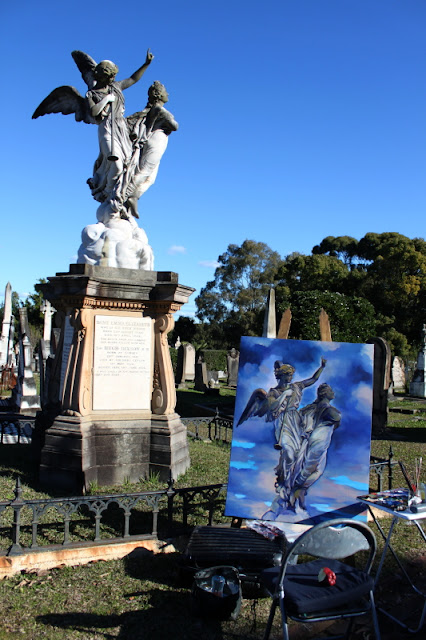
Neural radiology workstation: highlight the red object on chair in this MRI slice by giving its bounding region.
[318,567,337,586]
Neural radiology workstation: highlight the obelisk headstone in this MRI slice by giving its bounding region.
[0,283,13,367]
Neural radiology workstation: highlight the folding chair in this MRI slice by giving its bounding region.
[261,518,381,640]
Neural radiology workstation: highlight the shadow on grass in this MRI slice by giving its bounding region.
[384,426,426,444]
[37,589,226,640]
[0,444,38,486]
[176,388,235,419]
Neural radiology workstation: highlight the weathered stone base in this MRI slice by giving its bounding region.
[39,412,190,492]
[150,413,190,481]
[40,414,151,492]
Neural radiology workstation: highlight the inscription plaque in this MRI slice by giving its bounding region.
[93,315,153,411]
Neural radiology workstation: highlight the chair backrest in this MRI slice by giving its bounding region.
[286,518,376,570]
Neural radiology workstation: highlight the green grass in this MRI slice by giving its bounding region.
[175,383,236,418]
[0,392,425,639]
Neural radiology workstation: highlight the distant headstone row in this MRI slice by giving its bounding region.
[172,344,239,392]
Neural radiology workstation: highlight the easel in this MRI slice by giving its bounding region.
[276,307,332,342]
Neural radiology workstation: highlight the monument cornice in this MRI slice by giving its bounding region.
[36,265,195,309]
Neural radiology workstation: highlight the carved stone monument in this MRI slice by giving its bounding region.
[36,266,193,491]
[32,49,192,491]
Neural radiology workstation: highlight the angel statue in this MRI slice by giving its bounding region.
[237,358,327,514]
[33,50,178,270]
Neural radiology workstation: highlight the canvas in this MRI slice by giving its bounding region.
[225,337,374,525]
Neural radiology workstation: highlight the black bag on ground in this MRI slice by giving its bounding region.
[191,565,242,621]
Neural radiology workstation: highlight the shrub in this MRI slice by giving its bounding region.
[199,349,228,372]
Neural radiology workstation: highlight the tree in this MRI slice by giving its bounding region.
[280,232,426,354]
[196,240,282,348]
[277,253,350,295]
[312,235,358,267]
[286,290,377,343]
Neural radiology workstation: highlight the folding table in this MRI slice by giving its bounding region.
[358,497,426,633]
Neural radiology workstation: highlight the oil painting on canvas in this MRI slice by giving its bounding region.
[225,337,374,525]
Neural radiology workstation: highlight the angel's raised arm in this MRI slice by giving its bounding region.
[120,49,154,90]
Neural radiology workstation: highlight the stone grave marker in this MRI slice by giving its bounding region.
[227,348,239,387]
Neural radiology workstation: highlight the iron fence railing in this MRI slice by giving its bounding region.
[0,478,227,558]
[369,445,397,491]
[0,415,34,444]
[182,412,233,443]
[0,412,396,559]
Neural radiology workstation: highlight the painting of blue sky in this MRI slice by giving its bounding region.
[225,337,374,525]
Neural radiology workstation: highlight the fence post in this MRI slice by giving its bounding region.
[166,473,176,532]
[388,444,394,490]
[7,478,24,556]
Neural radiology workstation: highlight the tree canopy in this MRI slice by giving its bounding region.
[195,240,282,348]
[194,233,425,358]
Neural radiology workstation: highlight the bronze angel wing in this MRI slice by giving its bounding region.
[236,388,269,426]
[32,86,94,123]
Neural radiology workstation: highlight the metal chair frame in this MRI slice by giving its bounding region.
[261,518,381,640]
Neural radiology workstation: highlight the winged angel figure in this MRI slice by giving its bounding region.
[33,49,178,221]
[33,50,178,269]
[237,358,327,512]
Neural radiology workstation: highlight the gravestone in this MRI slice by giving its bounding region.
[409,325,426,398]
[367,337,391,434]
[0,282,13,367]
[36,265,194,492]
[175,342,195,388]
[39,299,57,408]
[262,288,276,338]
[41,299,56,346]
[227,348,239,387]
[15,308,40,414]
[391,356,406,393]
[194,355,209,392]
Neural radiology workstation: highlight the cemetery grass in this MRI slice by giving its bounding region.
[0,399,425,638]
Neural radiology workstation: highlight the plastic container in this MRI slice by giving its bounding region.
[211,575,225,597]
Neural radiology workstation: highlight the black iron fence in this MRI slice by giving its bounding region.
[0,415,34,444]
[0,412,396,559]
[0,477,227,558]
[182,412,233,443]
[369,446,397,491]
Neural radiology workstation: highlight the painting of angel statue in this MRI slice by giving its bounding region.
[225,337,374,525]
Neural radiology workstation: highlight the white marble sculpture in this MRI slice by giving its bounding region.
[33,51,178,270]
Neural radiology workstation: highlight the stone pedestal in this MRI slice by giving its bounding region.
[36,264,194,493]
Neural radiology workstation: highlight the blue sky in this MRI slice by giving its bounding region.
[1,1,425,319]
